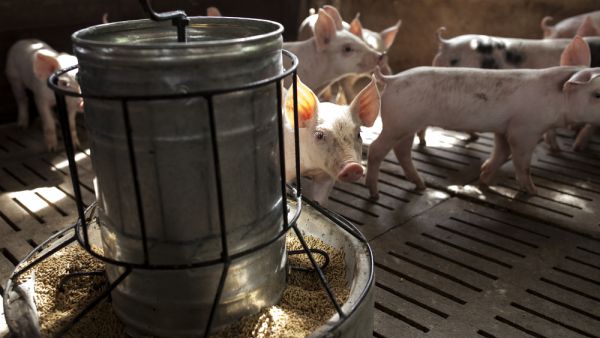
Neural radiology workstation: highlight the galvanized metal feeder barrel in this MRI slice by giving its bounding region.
[72,17,286,336]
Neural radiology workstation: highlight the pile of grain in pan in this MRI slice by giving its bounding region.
[212,235,349,338]
[24,235,348,338]
[17,242,115,337]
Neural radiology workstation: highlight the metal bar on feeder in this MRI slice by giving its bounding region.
[291,224,345,317]
[203,261,230,337]
[276,80,289,230]
[292,72,302,197]
[54,268,132,338]
[206,95,229,260]
[53,90,89,249]
[121,100,150,266]
[138,0,189,42]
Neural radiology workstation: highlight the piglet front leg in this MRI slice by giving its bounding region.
[573,124,596,151]
[366,129,397,199]
[303,174,336,205]
[35,98,58,151]
[6,76,30,129]
[508,129,540,194]
[543,129,561,151]
[480,133,511,186]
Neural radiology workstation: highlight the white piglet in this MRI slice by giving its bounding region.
[297,6,401,101]
[430,28,600,151]
[284,76,380,204]
[366,36,598,197]
[542,12,600,38]
[6,39,82,151]
[284,9,384,95]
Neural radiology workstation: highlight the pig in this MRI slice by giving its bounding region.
[206,7,221,17]
[297,5,401,100]
[431,27,600,69]
[5,39,82,151]
[284,76,380,203]
[543,15,600,151]
[426,27,600,150]
[366,36,597,198]
[206,6,383,96]
[542,11,600,38]
[284,8,384,95]
[297,5,400,75]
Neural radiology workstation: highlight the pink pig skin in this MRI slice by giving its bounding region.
[5,39,82,151]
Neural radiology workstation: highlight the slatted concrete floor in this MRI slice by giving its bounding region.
[1,120,599,338]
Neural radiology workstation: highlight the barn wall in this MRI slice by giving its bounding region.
[0,0,305,124]
[308,0,599,72]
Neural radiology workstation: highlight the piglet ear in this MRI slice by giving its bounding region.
[322,5,343,31]
[314,9,337,51]
[380,20,402,50]
[560,35,591,67]
[33,51,61,80]
[350,75,380,127]
[285,77,318,128]
[206,7,222,16]
[576,16,599,37]
[563,69,600,92]
[350,13,363,38]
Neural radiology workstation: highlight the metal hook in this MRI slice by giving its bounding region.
[138,0,189,42]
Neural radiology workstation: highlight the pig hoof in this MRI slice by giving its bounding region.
[418,138,427,147]
[572,144,585,152]
[520,185,537,195]
[467,133,479,142]
[369,191,380,200]
[548,144,561,152]
[46,140,58,152]
[415,183,426,191]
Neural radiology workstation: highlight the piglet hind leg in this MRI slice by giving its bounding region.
[366,130,399,199]
[416,128,427,146]
[6,75,30,128]
[302,174,335,205]
[480,133,510,187]
[35,98,58,151]
[393,134,426,191]
[508,130,540,195]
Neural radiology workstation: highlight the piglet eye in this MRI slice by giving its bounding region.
[315,131,324,140]
[59,79,70,87]
[594,92,600,99]
[343,44,354,53]
[450,58,459,66]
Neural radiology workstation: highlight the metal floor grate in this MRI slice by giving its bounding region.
[357,124,600,238]
[369,198,600,338]
[0,121,94,285]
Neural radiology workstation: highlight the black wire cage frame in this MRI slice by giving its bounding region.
[3,3,374,338]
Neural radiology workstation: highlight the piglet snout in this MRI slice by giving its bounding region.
[337,162,364,182]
